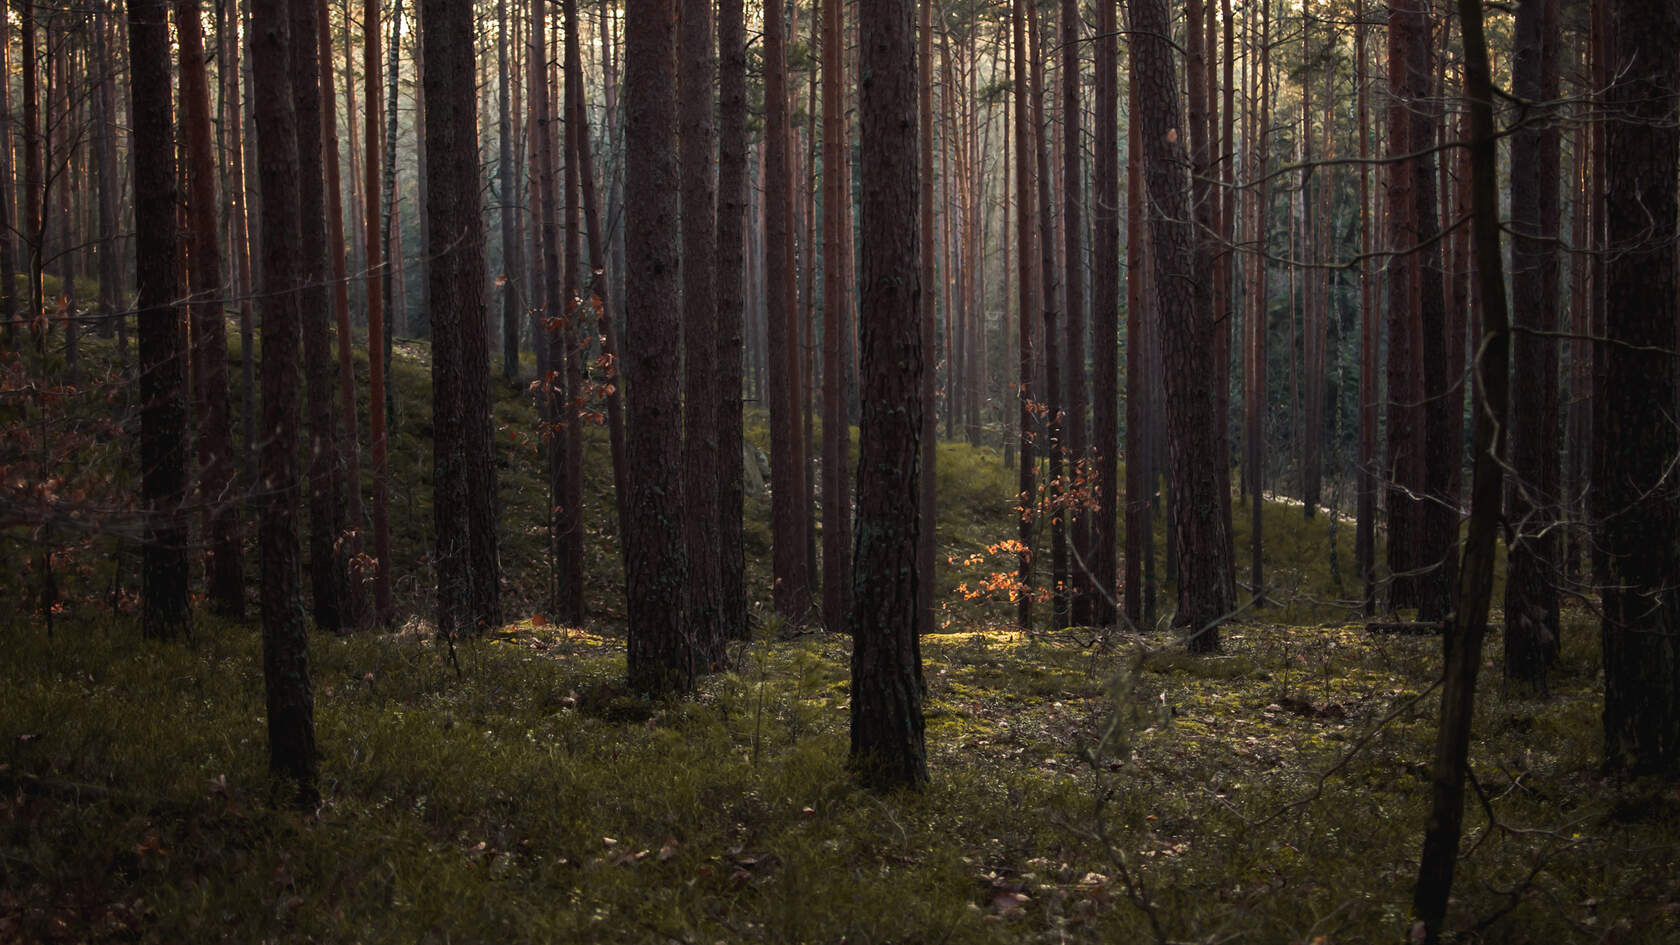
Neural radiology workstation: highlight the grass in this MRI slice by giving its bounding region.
[3,327,1674,944]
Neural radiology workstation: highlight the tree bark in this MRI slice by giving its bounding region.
[820,0,852,634]
[1061,0,1088,627]
[715,0,750,640]
[1090,0,1118,628]
[624,0,692,694]
[249,0,319,805]
[1132,0,1234,648]
[1597,0,1680,776]
[850,0,926,790]
[1011,0,1036,631]
[364,0,394,624]
[128,0,190,641]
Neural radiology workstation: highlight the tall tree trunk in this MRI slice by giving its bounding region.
[0,7,12,350]
[820,0,852,633]
[1355,0,1377,616]
[765,0,810,624]
[1504,0,1564,689]
[249,0,319,805]
[1597,0,1680,776]
[680,0,723,661]
[290,0,345,631]
[177,0,244,619]
[1122,58,1147,628]
[559,0,586,627]
[1090,0,1118,627]
[1410,0,1509,934]
[364,0,394,623]
[624,0,692,694]
[1132,0,1234,648]
[850,0,926,790]
[21,2,43,342]
[1061,0,1088,627]
[1027,0,1064,629]
[127,0,190,641]
[422,0,502,638]
[498,0,526,381]
[716,0,750,640]
[1011,0,1037,631]
[916,0,936,644]
[320,0,365,627]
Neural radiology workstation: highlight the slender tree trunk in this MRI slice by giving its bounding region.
[364,0,393,623]
[559,0,586,627]
[1061,0,1088,627]
[766,0,811,623]
[716,0,750,640]
[916,0,937,644]
[128,0,191,641]
[21,3,43,343]
[289,0,345,631]
[820,0,852,633]
[498,0,526,381]
[320,0,365,627]
[175,0,243,618]
[850,0,926,790]
[1355,0,1377,616]
[1011,0,1037,631]
[1090,0,1118,627]
[624,0,692,694]
[1410,0,1509,933]
[1504,0,1564,688]
[1122,58,1147,628]
[249,0,319,805]
[1027,0,1064,629]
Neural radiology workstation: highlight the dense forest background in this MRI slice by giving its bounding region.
[2,0,1679,941]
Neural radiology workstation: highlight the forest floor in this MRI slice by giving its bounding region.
[3,333,1678,943]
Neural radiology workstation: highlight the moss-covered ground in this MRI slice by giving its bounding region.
[2,332,1675,944]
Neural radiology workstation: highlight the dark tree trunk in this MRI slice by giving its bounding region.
[1061,0,1088,627]
[820,0,852,634]
[289,0,344,631]
[765,0,810,624]
[177,0,244,619]
[128,0,190,641]
[1027,0,1064,629]
[1598,0,1680,776]
[1132,0,1234,648]
[1504,0,1564,689]
[364,0,394,624]
[1122,66,1149,628]
[1011,0,1036,631]
[624,0,692,694]
[1090,0,1118,628]
[716,0,749,640]
[849,0,926,790]
[916,0,937,648]
[21,3,43,341]
[681,0,724,663]
[319,0,364,628]
[1355,0,1377,616]
[422,0,502,637]
[559,0,586,627]
[249,0,319,805]
[1384,0,1423,613]
[1410,0,1509,934]
[498,0,525,382]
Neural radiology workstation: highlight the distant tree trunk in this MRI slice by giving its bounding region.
[1132,0,1234,648]
[716,0,750,640]
[1384,0,1422,613]
[421,0,497,638]
[1061,0,1089,627]
[1027,0,1064,629]
[289,0,345,631]
[1410,0,1509,935]
[364,0,394,624]
[624,0,692,694]
[21,3,43,342]
[1504,0,1563,689]
[1355,0,1377,616]
[820,0,851,634]
[1598,0,1680,776]
[559,0,586,627]
[1090,0,1119,628]
[1011,0,1036,631]
[2,10,19,348]
[249,0,319,805]
[497,0,525,381]
[765,0,810,624]
[849,0,926,790]
[1408,0,1457,625]
[1246,0,1271,609]
[128,0,190,641]
[233,0,259,479]
[1122,62,1148,628]
[319,0,364,627]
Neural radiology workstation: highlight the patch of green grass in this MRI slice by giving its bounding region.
[5,608,1675,944]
